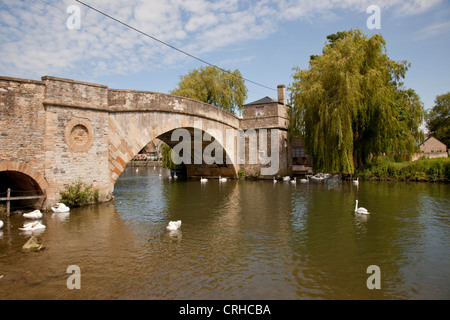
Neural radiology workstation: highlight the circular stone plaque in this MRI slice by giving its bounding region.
[65,119,94,152]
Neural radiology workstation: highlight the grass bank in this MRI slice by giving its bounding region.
[356,157,450,182]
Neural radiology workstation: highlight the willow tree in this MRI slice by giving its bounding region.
[289,29,424,174]
[170,65,248,115]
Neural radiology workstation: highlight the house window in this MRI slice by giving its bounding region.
[256,107,265,116]
[292,147,305,158]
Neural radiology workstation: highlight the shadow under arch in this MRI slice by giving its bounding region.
[156,127,237,178]
[0,161,48,210]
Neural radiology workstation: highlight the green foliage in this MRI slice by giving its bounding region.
[357,157,450,182]
[170,65,248,115]
[161,143,184,170]
[238,169,245,179]
[427,92,450,147]
[59,178,99,207]
[289,29,425,174]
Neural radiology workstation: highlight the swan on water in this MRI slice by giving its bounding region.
[300,178,309,183]
[291,178,297,184]
[283,176,290,181]
[354,200,369,215]
[19,221,46,231]
[23,210,43,219]
[273,177,277,183]
[0,220,3,229]
[201,177,208,182]
[219,176,227,182]
[52,203,70,213]
[166,220,182,231]
[353,177,359,185]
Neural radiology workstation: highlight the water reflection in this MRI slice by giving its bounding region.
[0,167,449,299]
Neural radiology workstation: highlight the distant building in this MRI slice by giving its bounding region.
[412,136,448,161]
[419,136,447,153]
[291,138,312,174]
[242,88,312,175]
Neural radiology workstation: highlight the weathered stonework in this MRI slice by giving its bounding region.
[0,75,291,208]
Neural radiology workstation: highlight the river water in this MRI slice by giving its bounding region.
[0,166,449,299]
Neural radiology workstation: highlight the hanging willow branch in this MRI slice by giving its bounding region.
[289,29,424,174]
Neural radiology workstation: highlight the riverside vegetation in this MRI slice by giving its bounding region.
[356,157,450,182]
[59,178,99,207]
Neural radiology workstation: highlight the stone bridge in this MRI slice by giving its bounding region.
[0,75,290,208]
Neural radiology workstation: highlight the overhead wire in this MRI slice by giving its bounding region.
[74,0,276,92]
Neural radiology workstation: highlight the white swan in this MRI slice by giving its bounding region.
[19,221,46,231]
[166,220,182,231]
[355,200,369,215]
[23,209,43,219]
[219,176,227,182]
[52,203,70,213]
[273,177,277,183]
[200,177,208,182]
[353,177,359,185]
[290,178,297,184]
[0,220,3,229]
[283,176,290,181]
[300,178,309,183]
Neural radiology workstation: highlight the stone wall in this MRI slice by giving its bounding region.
[41,77,111,203]
[240,98,290,178]
[0,76,47,189]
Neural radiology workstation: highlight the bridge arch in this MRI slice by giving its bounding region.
[0,161,49,209]
[107,89,241,193]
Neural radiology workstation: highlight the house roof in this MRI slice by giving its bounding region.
[243,96,277,106]
[420,136,447,147]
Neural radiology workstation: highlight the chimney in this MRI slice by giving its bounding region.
[277,85,286,105]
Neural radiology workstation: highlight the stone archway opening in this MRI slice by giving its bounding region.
[156,127,237,178]
[0,171,45,212]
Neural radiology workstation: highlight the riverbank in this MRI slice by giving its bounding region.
[356,157,450,182]
[126,160,163,168]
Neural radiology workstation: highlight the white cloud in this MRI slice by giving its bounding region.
[0,0,443,80]
[415,21,450,40]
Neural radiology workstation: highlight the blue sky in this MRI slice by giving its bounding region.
[0,0,449,111]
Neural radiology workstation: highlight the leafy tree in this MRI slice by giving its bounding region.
[161,143,184,171]
[170,65,247,115]
[289,29,424,174]
[427,92,450,147]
